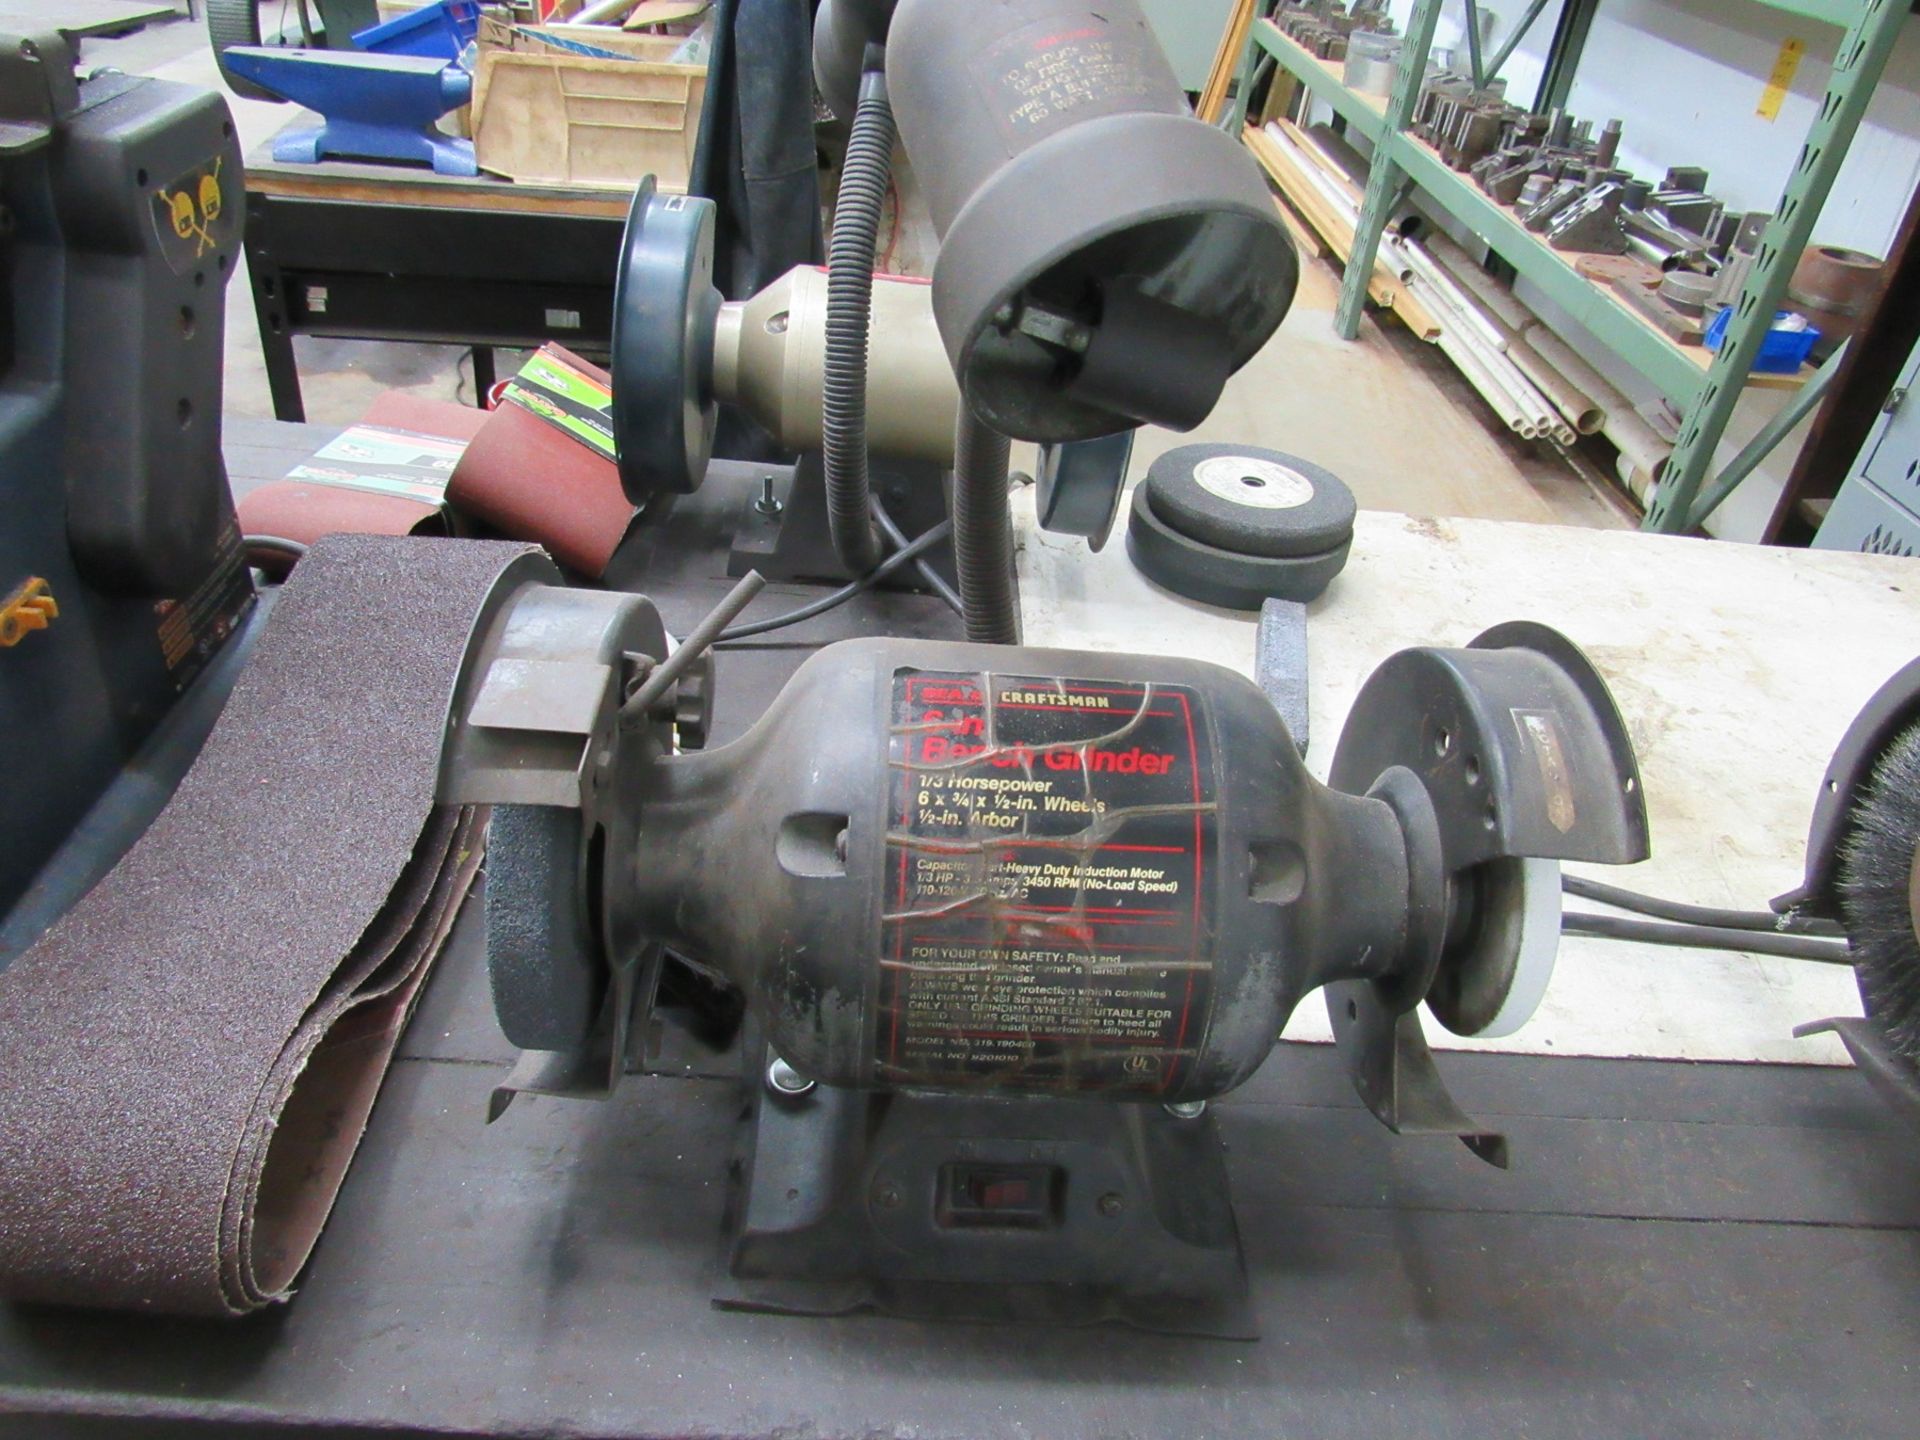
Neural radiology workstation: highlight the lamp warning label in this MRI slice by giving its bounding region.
[878,669,1217,1094]
[973,20,1166,147]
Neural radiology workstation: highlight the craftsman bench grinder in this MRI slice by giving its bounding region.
[449,0,1653,1336]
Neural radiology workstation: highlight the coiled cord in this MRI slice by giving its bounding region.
[820,59,893,574]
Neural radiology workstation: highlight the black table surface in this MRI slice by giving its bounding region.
[4,421,1918,1438]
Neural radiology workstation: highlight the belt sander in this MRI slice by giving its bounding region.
[0,27,254,935]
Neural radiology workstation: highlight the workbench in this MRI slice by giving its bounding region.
[243,131,630,421]
[1,425,1917,1437]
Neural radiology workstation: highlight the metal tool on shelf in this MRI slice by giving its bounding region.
[1250,0,1909,532]
[1273,0,1393,61]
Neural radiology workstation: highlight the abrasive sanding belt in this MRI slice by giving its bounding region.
[0,536,535,1315]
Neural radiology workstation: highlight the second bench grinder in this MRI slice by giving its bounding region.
[448,0,1653,1336]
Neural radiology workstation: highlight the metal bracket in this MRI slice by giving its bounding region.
[1794,1016,1920,1133]
[0,30,75,156]
[488,946,663,1121]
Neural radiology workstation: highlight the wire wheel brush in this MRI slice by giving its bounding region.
[1556,656,1920,1126]
[1837,722,1920,1064]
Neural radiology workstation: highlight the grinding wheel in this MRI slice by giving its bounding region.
[1035,430,1134,551]
[1142,444,1357,560]
[612,177,722,502]
[1425,856,1563,1038]
[486,805,608,1052]
[1125,481,1350,610]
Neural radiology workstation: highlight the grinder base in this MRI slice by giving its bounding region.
[716,1034,1256,1338]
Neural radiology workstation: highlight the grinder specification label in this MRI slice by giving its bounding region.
[879,669,1217,1093]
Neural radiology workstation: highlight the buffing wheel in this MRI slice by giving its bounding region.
[1125,482,1350,610]
[1425,856,1563,1039]
[612,177,721,501]
[1142,444,1356,559]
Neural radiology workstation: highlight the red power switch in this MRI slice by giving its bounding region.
[936,1163,1061,1230]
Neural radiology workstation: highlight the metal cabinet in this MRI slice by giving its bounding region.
[1140,0,1236,91]
[1815,338,1920,557]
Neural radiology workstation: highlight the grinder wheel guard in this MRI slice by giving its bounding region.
[457,602,1649,1161]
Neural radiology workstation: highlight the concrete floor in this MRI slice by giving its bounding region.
[84,14,1626,529]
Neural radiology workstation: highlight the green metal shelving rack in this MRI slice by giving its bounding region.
[1237,0,1911,533]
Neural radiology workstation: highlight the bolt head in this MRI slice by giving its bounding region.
[1097,1192,1124,1217]
[1163,1100,1207,1121]
[765,1056,815,1097]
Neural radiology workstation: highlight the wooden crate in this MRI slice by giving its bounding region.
[479,17,685,61]
[473,45,705,191]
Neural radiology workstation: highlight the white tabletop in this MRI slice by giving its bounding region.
[1017,490,1920,1064]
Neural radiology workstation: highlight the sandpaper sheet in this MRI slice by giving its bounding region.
[236,481,448,547]
[360,392,490,443]
[447,348,638,578]
[0,536,535,1315]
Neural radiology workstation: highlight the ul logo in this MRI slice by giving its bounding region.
[1122,1053,1156,1076]
[159,159,224,258]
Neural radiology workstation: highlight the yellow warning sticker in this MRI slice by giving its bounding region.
[1757,38,1805,122]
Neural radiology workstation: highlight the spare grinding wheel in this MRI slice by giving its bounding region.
[1123,446,1354,610]
[612,176,721,503]
[1125,484,1350,609]
[1142,444,1358,560]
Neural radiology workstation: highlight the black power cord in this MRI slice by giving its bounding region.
[871,492,961,615]
[718,518,953,642]
[1561,910,1853,965]
[1561,874,1844,937]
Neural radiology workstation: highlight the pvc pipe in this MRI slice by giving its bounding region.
[1417,234,1614,437]
[1421,280,1558,432]
[1389,236,1512,356]
[1408,239,1610,435]
[1421,232,1535,334]
[1263,124,1562,440]
[1425,288,1556,430]
[1418,277,1556,434]
[1603,408,1673,486]
[1509,336,1605,435]
[1264,126,1370,231]
[1443,341,1532,432]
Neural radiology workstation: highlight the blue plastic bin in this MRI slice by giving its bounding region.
[1703,305,1820,374]
[353,1,482,59]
